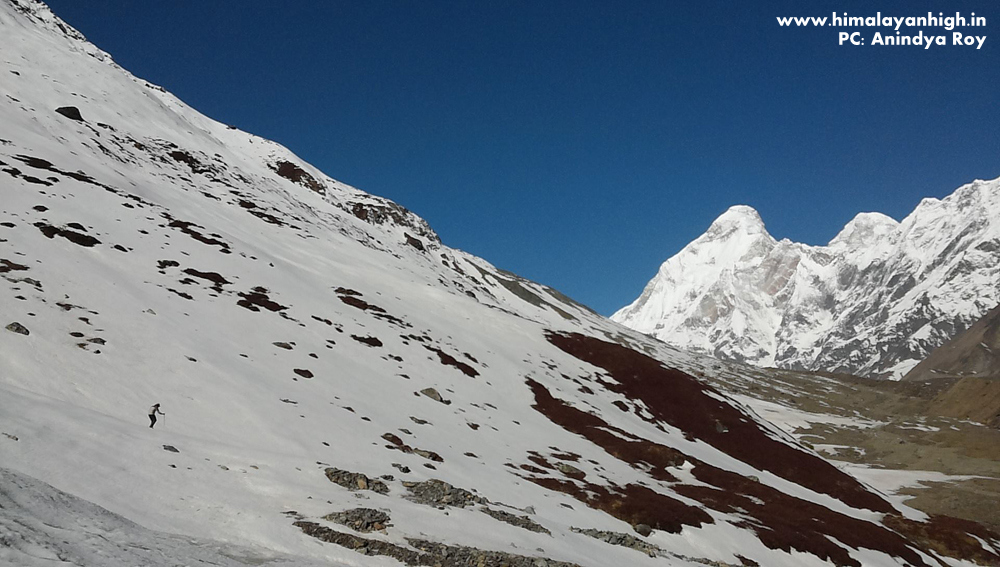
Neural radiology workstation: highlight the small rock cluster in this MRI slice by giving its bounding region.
[324,467,389,494]
[571,527,752,566]
[402,478,486,508]
[323,508,391,533]
[408,538,579,567]
[479,506,550,535]
[570,527,660,557]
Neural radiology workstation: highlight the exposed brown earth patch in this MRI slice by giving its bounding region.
[0,259,29,273]
[168,150,212,175]
[271,160,325,195]
[885,514,1000,566]
[34,222,100,247]
[424,345,478,377]
[529,477,710,535]
[182,268,230,292]
[528,378,682,482]
[236,287,287,312]
[544,332,890,512]
[162,213,231,253]
[351,335,383,347]
[337,293,408,327]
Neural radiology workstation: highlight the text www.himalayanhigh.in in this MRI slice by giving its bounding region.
[776,12,986,48]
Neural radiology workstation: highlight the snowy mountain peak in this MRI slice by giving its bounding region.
[703,204,770,241]
[828,212,899,248]
[614,177,1000,379]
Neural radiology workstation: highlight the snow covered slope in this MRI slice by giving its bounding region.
[2,1,999,565]
[613,180,1000,380]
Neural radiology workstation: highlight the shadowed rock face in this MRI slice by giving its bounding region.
[906,304,1000,382]
[904,304,1000,426]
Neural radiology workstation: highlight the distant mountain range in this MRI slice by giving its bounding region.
[612,179,1000,379]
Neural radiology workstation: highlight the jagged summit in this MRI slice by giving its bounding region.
[614,177,1000,379]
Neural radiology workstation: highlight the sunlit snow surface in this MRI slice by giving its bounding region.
[1,2,998,566]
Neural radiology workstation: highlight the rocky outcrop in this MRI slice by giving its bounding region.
[324,468,389,494]
[322,508,391,533]
[479,507,550,535]
[295,521,580,567]
[402,479,486,508]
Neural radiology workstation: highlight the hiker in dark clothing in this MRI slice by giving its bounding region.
[148,403,165,428]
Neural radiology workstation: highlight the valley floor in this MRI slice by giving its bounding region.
[692,364,1000,532]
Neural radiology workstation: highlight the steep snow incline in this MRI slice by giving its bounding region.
[0,467,339,567]
[613,179,1000,379]
[2,2,999,566]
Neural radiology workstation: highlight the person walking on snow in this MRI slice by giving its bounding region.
[148,403,165,428]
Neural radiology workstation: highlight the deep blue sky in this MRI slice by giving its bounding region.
[44,0,998,315]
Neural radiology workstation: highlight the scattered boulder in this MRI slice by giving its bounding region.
[419,388,451,405]
[324,468,389,494]
[162,445,180,453]
[555,462,586,479]
[323,508,391,533]
[5,322,29,336]
[55,106,83,121]
[634,523,653,537]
